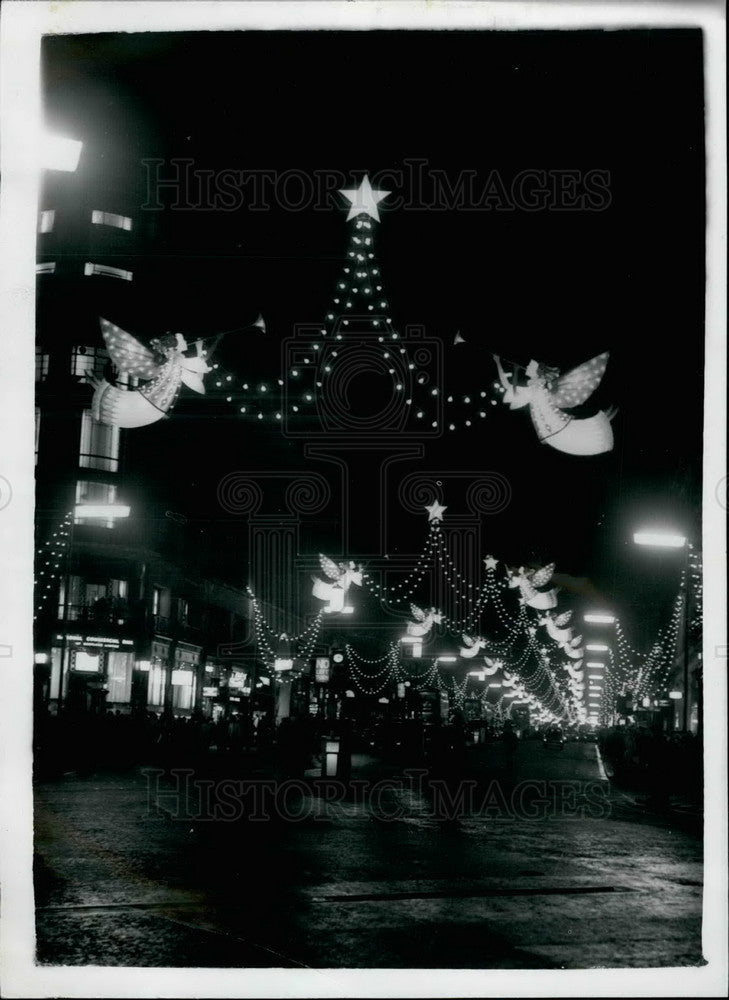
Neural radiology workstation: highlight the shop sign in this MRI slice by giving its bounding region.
[315,657,331,683]
[58,634,133,650]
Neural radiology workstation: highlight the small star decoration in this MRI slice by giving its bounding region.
[425,501,447,523]
[339,175,390,222]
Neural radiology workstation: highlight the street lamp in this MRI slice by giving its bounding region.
[584,612,616,624]
[74,504,131,520]
[42,132,83,172]
[632,527,693,732]
[633,531,687,549]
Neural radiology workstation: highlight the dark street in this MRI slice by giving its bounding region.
[0,5,724,996]
[34,740,703,969]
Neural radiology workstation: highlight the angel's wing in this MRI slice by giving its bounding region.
[548,353,609,410]
[410,603,426,622]
[100,318,160,379]
[531,562,555,588]
[461,634,474,648]
[319,554,341,581]
[554,610,573,627]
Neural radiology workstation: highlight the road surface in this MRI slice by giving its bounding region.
[34,738,703,969]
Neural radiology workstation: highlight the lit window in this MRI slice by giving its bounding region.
[74,481,117,527]
[39,210,56,233]
[110,579,128,599]
[58,575,83,620]
[74,650,101,673]
[84,262,133,281]
[107,651,133,703]
[91,210,133,231]
[152,587,161,616]
[172,646,198,710]
[71,345,110,380]
[148,657,166,706]
[35,347,49,382]
[79,409,120,472]
[36,262,56,275]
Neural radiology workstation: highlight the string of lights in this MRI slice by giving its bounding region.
[361,523,441,606]
[34,512,74,622]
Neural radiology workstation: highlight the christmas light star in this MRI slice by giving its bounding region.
[425,501,447,523]
[484,555,499,570]
[340,175,390,222]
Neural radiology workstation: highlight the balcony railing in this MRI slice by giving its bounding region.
[59,598,132,627]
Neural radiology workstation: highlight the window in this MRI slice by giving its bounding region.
[58,575,83,620]
[39,210,55,233]
[74,481,117,527]
[148,658,166,707]
[36,262,56,275]
[110,579,128,599]
[177,598,189,626]
[84,262,133,281]
[71,346,110,380]
[91,210,132,231]
[152,587,161,616]
[73,650,101,673]
[50,647,62,701]
[35,347,49,382]
[172,646,198,711]
[85,582,107,606]
[79,409,120,472]
[171,669,195,711]
[107,651,133,704]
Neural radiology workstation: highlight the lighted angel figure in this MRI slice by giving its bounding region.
[507,566,559,610]
[459,634,486,659]
[565,644,585,660]
[311,555,362,613]
[494,353,615,456]
[406,604,444,638]
[554,610,573,627]
[483,658,503,676]
[538,613,574,648]
[87,319,211,428]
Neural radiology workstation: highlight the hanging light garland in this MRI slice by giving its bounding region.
[247,587,323,665]
[197,177,507,433]
[33,512,74,622]
[360,521,441,606]
[346,641,400,695]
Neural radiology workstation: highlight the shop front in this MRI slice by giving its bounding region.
[49,631,136,714]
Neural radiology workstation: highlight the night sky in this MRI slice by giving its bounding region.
[40,28,705,648]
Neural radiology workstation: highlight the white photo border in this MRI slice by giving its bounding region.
[0,2,725,997]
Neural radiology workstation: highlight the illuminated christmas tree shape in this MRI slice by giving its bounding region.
[286,173,444,435]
